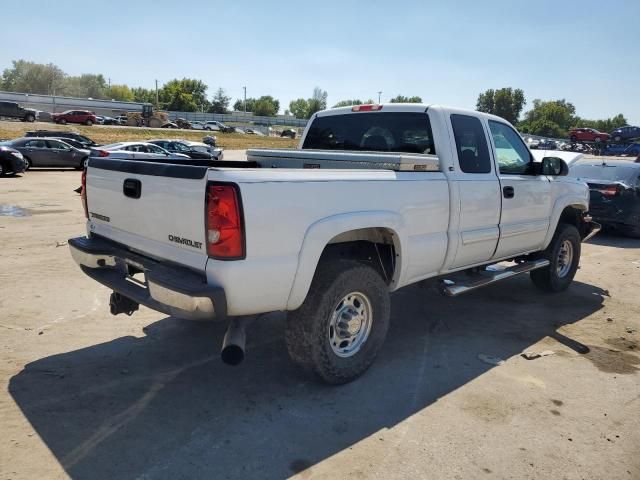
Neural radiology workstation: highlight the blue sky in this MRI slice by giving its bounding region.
[1,0,638,123]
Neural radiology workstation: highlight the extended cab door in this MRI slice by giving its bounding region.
[447,114,501,269]
[487,121,552,259]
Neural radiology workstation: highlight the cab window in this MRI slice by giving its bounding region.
[450,114,491,173]
[488,121,532,175]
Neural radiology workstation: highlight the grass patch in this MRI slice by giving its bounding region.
[0,121,298,150]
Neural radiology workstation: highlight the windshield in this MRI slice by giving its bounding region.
[302,112,436,155]
[570,163,639,184]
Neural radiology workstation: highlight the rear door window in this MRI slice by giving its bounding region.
[450,114,491,173]
[302,112,436,155]
[25,139,47,148]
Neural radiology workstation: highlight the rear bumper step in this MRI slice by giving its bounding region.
[68,236,226,320]
[442,259,551,297]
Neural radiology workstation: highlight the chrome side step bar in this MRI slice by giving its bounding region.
[442,259,551,297]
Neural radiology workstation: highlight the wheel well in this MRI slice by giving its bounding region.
[559,205,590,238]
[319,228,398,284]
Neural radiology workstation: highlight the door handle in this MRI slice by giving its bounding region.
[503,186,515,198]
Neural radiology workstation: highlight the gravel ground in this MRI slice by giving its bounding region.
[0,170,638,480]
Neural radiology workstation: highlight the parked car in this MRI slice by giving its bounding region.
[537,139,558,150]
[190,121,206,130]
[52,110,97,126]
[569,127,610,143]
[24,130,98,148]
[203,121,234,132]
[161,122,179,129]
[610,126,640,142]
[570,160,640,237]
[0,145,26,176]
[69,103,598,384]
[95,116,105,125]
[91,142,191,162]
[148,139,223,160]
[7,137,89,170]
[603,143,640,156]
[281,129,297,139]
[115,115,128,125]
[244,128,264,136]
[0,101,37,122]
[101,116,118,125]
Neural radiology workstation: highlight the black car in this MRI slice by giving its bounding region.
[281,128,297,139]
[0,145,26,176]
[148,139,217,159]
[24,130,98,148]
[570,160,640,238]
[0,101,37,122]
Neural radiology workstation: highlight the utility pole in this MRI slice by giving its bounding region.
[243,86,247,115]
[377,91,382,104]
[108,77,111,89]
[155,79,159,108]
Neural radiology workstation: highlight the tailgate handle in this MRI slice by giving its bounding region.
[123,178,142,199]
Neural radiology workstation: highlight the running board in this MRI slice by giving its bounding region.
[442,259,550,297]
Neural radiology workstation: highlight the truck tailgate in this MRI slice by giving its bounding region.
[85,158,210,271]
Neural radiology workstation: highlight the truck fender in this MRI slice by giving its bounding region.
[286,211,405,311]
[543,194,588,248]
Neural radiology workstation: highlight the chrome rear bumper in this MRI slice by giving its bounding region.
[69,236,225,321]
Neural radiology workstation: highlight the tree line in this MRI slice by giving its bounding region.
[476,87,628,138]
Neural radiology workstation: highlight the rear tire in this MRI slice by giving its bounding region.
[530,223,581,293]
[25,114,35,122]
[0,162,5,176]
[76,157,87,170]
[59,118,67,125]
[285,260,390,384]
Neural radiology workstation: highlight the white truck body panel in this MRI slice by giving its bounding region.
[78,104,590,317]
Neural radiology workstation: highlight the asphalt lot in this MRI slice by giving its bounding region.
[1,170,639,480]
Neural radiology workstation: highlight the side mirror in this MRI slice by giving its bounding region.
[541,157,569,176]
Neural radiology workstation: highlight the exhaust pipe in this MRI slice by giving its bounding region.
[221,317,251,366]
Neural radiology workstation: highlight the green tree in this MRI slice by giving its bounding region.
[209,87,231,114]
[289,98,309,119]
[332,99,363,108]
[64,73,108,98]
[574,113,627,132]
[306,87,328,117]
[1,59,66,95]
[476,87,525,125]
[234,98,256,112]
[131,87,156,104]
[252,95,279,116]
[107,84,134,102]
[518,99,576,137]
[389,95,422,103]
[160,78,209,112]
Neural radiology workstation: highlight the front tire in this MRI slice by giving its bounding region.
[285,260,390,384]
[85,119,93,126]
[23,156,31,171]
[530,223,581,292]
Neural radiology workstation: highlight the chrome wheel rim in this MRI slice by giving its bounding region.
[328,292,373,358]
[556,240,574,278]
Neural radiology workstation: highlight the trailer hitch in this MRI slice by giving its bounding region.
[109,292,139,316]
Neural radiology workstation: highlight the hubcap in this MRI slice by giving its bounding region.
[556,240,574,278]
[328,292,373,358]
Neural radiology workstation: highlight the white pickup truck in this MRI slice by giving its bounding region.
[69,103,599,384]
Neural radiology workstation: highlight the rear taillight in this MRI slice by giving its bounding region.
[206,184,244,259]
[98,150,110,157]
[81,168,88,219]
[601,185,620,197]
[352,104,383,112]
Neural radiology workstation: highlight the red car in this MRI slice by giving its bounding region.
[52,110,97,126]
[569,127,610,143]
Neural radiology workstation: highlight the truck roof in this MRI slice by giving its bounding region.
[317,103,510,124]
